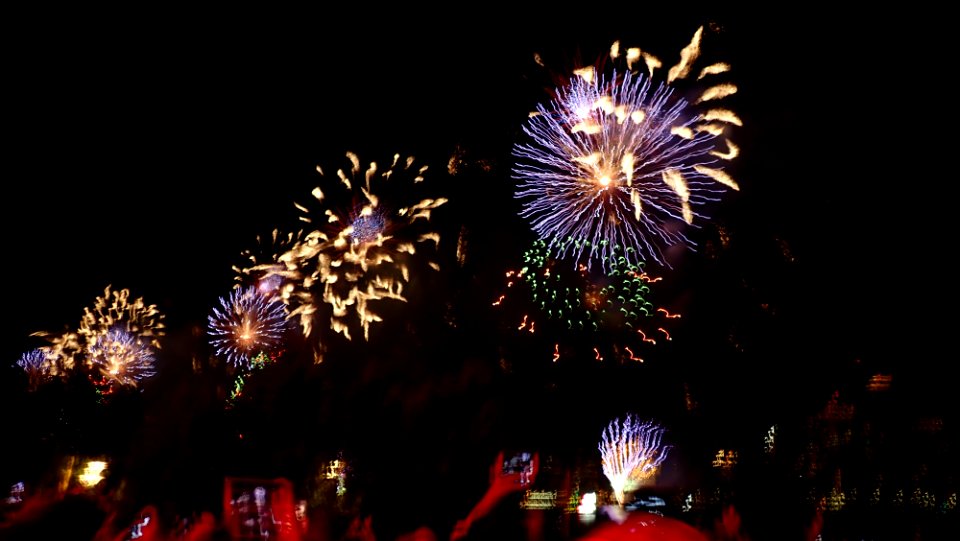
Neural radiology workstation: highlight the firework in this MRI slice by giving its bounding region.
[26,286,163,392]
[226,351,277,407]
[233,229,302,297]
[26,330,81,375]
[86,328,157,390]
[16,348,56,390]
[274,152,447,345]
[495,239,679,363]
[522,240,659,330]
[514,27,740,269]
[78,285,165,349]
[208,286,290,369]
[599,414,671,505]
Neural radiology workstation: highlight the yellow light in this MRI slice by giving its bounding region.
[78,460,108,488]
[578,492,597,514]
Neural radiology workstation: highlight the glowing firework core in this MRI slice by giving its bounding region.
[349,208,387,245]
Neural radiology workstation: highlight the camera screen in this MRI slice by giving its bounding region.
[502,451,533,474]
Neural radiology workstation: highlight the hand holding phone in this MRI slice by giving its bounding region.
[492,450,538,491]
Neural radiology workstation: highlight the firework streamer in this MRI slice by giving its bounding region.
[77,285,165,349]
[233,229,302,298]
[272,152,447,354]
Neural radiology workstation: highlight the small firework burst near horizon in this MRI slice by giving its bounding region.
[208,286,290,369]
[599,414,671,506]
[514,27,741,270]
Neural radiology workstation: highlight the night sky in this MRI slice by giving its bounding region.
[3,7,950,488]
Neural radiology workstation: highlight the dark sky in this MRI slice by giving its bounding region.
[4,9,948,413]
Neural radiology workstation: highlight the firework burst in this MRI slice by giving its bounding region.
[78,285,165,349]
[86,328,157,390]
[26,286,163,392]
[26,331,81,376]
[495,239,679,363]
[208,286,290,369]
[16,348,56,390]
[274,152,447,347]
[514,27,740,269]
[599,414,672,505]
[233,229,302,297]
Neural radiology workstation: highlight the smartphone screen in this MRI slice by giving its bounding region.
[502,451,533,474]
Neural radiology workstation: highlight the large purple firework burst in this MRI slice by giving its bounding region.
[208,286,290,369]
[513,28,740,269]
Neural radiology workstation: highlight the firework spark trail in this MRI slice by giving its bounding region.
[86,328,157,390]
[234,229,302,297]
[599,414,671,505]
[514,27,740,269]
[208,286,289,369]
[273,152,446,349]
[78,286,165,349]
[226,351,277,407]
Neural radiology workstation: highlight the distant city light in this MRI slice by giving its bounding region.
[712,449,738,470]
[866,373,892,392]
[522,490,557,510]
[325,458,347,496]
